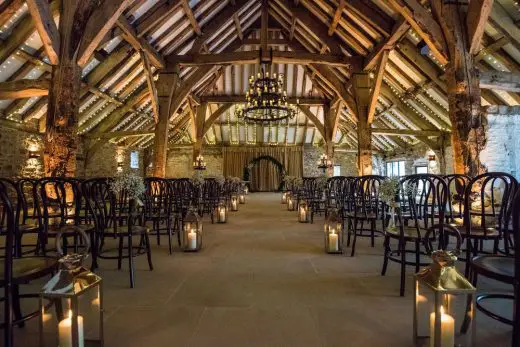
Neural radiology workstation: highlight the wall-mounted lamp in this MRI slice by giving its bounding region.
[428,154,436,161]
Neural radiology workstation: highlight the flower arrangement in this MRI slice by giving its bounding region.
[230,177,242,184]
[294,177,303,187]
[190,174,205,187]
[109,172,145,204]
[379,177,400,205]
[316,176,328,190]
[213,175,225,186]
[284,176,296,185]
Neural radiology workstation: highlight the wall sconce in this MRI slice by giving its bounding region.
[428,154,436,161]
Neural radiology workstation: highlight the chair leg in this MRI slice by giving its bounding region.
[145,232,154,270]
[350,220,358,257]
[381,235,390,276]
[464,238,472,278]
[4,285,13,347]
[415,240,421,273]
[399,240,406,297]
[117,237,124,270]
[370,220,375,247]
[346,219,351,246]
[513,283,520,347]
[12,285,24,328]
[155,221,161,246]
[167,219,173,255]
[128,234,135,288]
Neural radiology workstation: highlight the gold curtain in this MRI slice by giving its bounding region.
[223,146,303,191]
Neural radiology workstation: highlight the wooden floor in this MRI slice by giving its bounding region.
[14,193,513,347]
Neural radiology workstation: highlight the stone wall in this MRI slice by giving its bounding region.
[381,142,451,176]
[79,142,145,178]
[302,145,357,177]
[0,126,44,179]
[480,107,520,180]
[166,146,223,178]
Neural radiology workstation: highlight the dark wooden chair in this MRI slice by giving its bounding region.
[82,178,153,288]
[0,180,57,347]
[345,175,385,257]
[144,177,174,254]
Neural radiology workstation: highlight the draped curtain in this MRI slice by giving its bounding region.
[223,147,303,192]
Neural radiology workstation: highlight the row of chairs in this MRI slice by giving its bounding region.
[0,175,242,347]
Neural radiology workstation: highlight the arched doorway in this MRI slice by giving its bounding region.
[243,155,287,192]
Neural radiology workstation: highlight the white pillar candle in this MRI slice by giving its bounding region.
[287,198,293,210]
[219,208,226,222]
[299,208,307,222]
[328,232,339,252]
[429,307,455,347]
[58,311,84,347]
[188,230,197,250]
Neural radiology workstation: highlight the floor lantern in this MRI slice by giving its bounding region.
[413,250,476,347]
[281,191,288,204]
[182,208,202,251]
[286,192,295,211]
[230,195,239,211]
[324,209,342,254]
[216,202,228,223]
[40,230,103,347]
[298,200,310,223]
[239,191,246,204]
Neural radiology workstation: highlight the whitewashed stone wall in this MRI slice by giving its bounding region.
[480,106,520,180]
[166,147,223,178]
[302,145,357,177]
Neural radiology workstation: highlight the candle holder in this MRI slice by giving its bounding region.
[230,195,239,212]
[281,191,288,204]
[39,229,103,347]
[298,200,310,223]
[286,192,295,211]
[193,155,207,171]
[239,191,246,204]
[324,209,343,254]
[317,153,333,175]
[413,250,476,347]
[244,184,249,195]
[215,202,228,223]
[181,208,202,252]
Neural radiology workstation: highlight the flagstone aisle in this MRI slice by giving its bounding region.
[17,193,511,347]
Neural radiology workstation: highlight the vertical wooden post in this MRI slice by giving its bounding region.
[44,0,98,177]
[322,104,334,177]
[353,73,372,176]
[193,102,208,162]
[152,64,180,177]
[434,1,486,177]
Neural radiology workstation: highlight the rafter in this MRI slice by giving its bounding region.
[298,105,325,139]
[26,0,59,65]
[140,50,159,123]
[200,95,327,105]
[466,0,494,55]
[181,0,201,35]
[364,18,409,72]
[328,0,346,36]
[479,70,520,92]
[0,78,50,99]
[371,128,446,137]
[367,50,389,124]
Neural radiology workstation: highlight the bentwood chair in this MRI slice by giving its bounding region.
[83,178,153,288]
[381,174,455,296]
[0,180,57,347]
[443,174,470,224]
[346,175,385,257]
[144,177,174,254]
[17,178,44,256]
[463,188,520,346]
[448,173,518,277]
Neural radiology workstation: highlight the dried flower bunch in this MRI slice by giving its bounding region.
[109,172,145,202]
[190,174,205,187]
[316,176,328,189]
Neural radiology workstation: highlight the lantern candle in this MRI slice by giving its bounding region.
[328,230,339,252]
[188,229,197,250]
[281,192,287,204]
[58,310,84,347]
[429,306,454,347]
[231,196,239,211]
[239,194,245,204]
[219,208,226,221]
[287,196,294,211]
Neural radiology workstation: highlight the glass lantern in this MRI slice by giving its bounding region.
[298,200,310,223]
[324,209,343,254]
[230,195,239,211]
[281,191,288,204]
[413,250,476,347]
[39,231,103,347]
[239,192,246,204]
[182,208,202,251]
[244,184,249,195]
[286,193,295,211]
[216,202,228,223]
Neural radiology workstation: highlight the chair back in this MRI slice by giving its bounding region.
[463,172,518,236]
[0,180,15,345]
[352,175,385,219]
[443,174,470,222]
[144,177,171,219]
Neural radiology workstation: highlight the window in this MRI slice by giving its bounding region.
[333,165,341,177]
[415,166,428,174]
[386,161,405,177]
[130,151,139,169]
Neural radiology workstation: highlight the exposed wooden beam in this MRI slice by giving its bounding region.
[0,0,25,28]
[181,0,201,35]
[0,117,41,134]
[364,18,409,71]
[367,50,389,123]
[387,0,448,66]
[479,70,520,92]
[116,16,165,68]
[0,78,49,99]
[26,0,59,65]
[298,105,325,139]
[261,0,269,59]
[233,14,243,40]
[371,127,446,137]
[135,0,182,37]
[202,104,233,135]
[78,0,133,66]
[467,0,494,55]
[140,50,159,123]
[328,0,346,36]
[85,130,154,139]
[200,95,327,105]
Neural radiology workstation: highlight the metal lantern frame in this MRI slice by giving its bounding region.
[286,192,295,211]
[39,230,104,347]
[216,202,228,223]
[181,208,203,252]
[413,251,476,347]
[239,191,246,204]
[230,195,239,212]
[324,209,343,254]
[298,200,310,223]
[281,191,288,204]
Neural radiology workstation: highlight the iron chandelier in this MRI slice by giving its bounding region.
[235,67,297,123]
